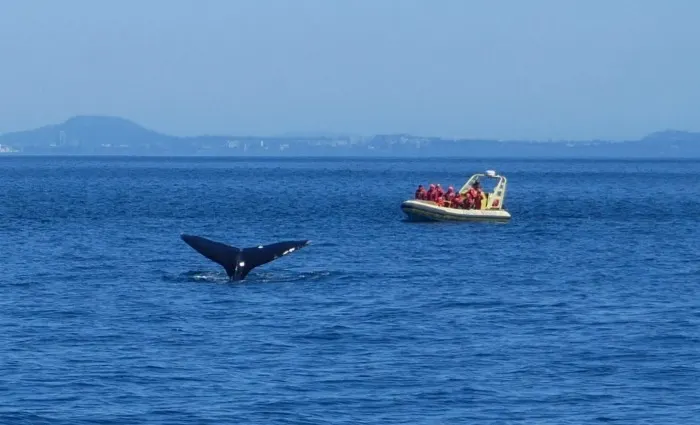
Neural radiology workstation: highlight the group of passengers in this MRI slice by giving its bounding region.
[414,181,483,209]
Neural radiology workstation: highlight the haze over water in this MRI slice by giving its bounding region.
[1,156,698,423]
[1,0,700,140]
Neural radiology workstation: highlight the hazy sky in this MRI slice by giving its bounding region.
[1,0,698,140]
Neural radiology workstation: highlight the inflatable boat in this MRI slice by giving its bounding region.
[401,170,511,222]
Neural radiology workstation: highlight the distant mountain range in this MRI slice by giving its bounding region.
[1,115,699,158]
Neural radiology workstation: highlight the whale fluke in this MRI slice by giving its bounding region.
[180,234,310,280]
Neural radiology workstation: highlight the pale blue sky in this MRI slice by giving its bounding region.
[1,0,698,140]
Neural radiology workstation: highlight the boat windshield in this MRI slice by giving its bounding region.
[474,177,499,194]
[461,174,500,194]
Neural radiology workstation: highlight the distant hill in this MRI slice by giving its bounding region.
[641,129,700,143]
[1,115,699,157]
[0,115,183,153]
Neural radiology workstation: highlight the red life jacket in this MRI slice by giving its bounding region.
[467,188,482,209]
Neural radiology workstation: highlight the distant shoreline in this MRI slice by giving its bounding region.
[1,115,699,158]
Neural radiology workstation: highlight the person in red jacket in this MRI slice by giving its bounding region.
[451,192,463,208]
[466,181,483,209]
[426,184,436,201]
[435,184,444,200]
[415,184,426,200]
[444,186,456,202]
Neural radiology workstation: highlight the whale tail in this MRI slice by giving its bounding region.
[180,234,310,280]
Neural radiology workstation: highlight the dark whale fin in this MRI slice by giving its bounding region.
[180,234,310,280]
[180,234,242,277]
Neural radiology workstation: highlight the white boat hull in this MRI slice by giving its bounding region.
[400,199,511,222]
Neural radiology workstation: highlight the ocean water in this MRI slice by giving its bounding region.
[1,156,699,424]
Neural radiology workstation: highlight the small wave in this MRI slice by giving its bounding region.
[162,269,340,284]
[162,270,230,284]
[257,270,341,283]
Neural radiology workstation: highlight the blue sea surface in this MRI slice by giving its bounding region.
[1,156,699,424]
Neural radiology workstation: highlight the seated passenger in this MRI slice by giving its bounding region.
[435,184,444,199]
[474,182,484,209]
[451,193,463,208]
[414,184,426,200]
[432,185,443,202]
[444,186,456,202]
[466,181,483,209]
[459,189,474,209]
[436,195,445,207]
[426,184,436,201]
